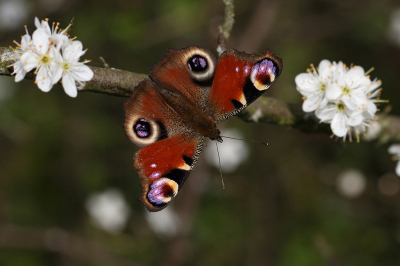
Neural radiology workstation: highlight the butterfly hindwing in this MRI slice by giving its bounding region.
[134,133,203,212]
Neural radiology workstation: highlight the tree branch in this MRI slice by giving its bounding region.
[1,45,398,143]
[217,0,235,55]
[0,47,148,97]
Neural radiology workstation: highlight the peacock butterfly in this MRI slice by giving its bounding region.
[123,46,282,212]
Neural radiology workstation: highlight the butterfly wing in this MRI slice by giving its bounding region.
[149,46,217,109]
[208,49,283,123]
[123,79,203,212]
[134,133,203,212]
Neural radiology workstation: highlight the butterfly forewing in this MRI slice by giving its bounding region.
[208,49,283,123]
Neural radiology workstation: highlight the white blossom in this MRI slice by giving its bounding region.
[325,62,370,110]
[34,17,69,50]
[295,60,334,112]
[388,144,400,176]
[295,60,385,142]
[52,41,93,98]
[20,29,61,92]
[10,17,93,97]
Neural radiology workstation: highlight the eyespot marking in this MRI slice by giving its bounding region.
[125,116,163,147]
[188,55,207,71]
[147,178,179,206]
[184,48,216,82]
[134,118,151,138]
[251,58,279,90]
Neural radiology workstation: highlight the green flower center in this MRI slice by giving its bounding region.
[342,86,351,96]
[337,102,345,112]
[319,83,326,92]
[39,54,51,66]
[62,62,70,71]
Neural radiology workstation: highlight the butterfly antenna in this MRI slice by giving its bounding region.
[220,135,268,146]
[215,141,225,189]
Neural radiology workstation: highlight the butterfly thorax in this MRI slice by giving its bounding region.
[160,88,222,142]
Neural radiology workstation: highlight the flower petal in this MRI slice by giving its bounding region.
[331,112,348,137]
[302,94,322,112]
[21,51,39,73]
[63,40,84,62]
[20,34,32,51]
[52,66,63,84]
[315,105,336,122]
[70,65,94,82]
[15,69,26,82]
[366,101,377,117]
[34,17,41,29]
[347,113,363,126]
[318,59,332,80]
[32,29,50,55]
[62,73,78,97]
[52,34,69,51]
[36,66,53,92]
[346,66,365,80]
[295,73,319,91]
[50,46,63,64]
[325,83,342,100]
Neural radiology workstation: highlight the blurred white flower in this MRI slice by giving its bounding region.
[295,60,385,142]
[10,17,93,97]
[388,144,400,176]
[85,188,131,234]
[389,9,400,46]
[205,128,249,173]
[363,121,381,141]
[378,173,399,196]
[145,208,180,237]
[336,169,366,198]
[0,0,29,30]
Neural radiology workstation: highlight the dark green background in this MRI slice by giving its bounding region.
[1,0,400,265]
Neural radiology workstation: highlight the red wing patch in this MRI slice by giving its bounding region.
[134,133,203,212]
[210,53,254,115]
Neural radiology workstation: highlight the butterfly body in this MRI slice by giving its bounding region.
[123,46,282,212]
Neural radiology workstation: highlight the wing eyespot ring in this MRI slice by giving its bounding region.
[146,178,179,206]
[124,115,161,147]
[184,48,216,82]
[250,58,280,91]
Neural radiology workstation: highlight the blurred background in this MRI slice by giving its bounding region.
[1,0,400,265]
